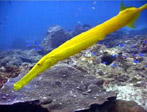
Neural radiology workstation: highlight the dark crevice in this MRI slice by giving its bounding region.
[0,100,48,112]
[75,96,116,112]
[101,54,115,65]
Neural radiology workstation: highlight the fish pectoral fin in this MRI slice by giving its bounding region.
[126,13,140,28]
[120,3,140,28]
[120,3,133,11]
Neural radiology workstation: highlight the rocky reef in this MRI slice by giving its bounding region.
[41,25,72,52]
[0,25,147,112]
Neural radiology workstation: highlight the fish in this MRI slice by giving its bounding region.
[13,3,147,90]
[112,54,118,58]
[133,60,139,64]
[103,61,107,65]
[138,53,144,57]
[92,52,97,56]
[144,40,147,44]
[33,41,39,45]
[119,43,125,47]
[112,63,117,67]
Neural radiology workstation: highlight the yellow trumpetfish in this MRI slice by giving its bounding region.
[13,3,147,90]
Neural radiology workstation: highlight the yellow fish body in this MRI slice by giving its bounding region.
[14,3,147,90]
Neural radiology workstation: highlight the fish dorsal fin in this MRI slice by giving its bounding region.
[120,3,128,11]
[120,3,140,28]
[120,3,133,11]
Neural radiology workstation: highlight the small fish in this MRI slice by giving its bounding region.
[119,43,125,47]
[34,47,41,51]
[26,40,31,43]
[112,54,118,58]
[130,45,134,48]
[131,53,135,56]
[112,63,117,67]
[133,60,139,64]
[7,48,12,51]
[92,52,97,56]
[144,40,147,44]
[26,44,32,47]
[34,48,38,51]
[33,41,39,45]
[92,6,96,10]
[103,61,107,65]
[123,56,127,59]
[138,53,144,57]
[13,3,147,90]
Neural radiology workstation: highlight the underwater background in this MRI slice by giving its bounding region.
[0,0,147,112]
[0,0,147,50]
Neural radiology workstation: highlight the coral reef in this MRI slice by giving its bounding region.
[60,42,147,108]
[0,25,147,111]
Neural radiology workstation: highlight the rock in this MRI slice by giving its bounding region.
[41,24,91,52]
[0,24,147,111]
[100,29,147,54]
[0,65,20,88]
[0,100,48,112]
[0,65,116,112]
[0,49,42,67]
[58,42,147,108]
[101,52,115,65]
[109,100,147,112]
[72,24,91,36]
[128,28,147,36]
[100,30,126,48]
[106,84,147,110]
[41,25,72,51]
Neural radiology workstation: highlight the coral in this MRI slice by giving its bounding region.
[0,25,147,111]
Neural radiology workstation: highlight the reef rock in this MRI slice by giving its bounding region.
[41,25,72,51]
[0,49,42,67]
[110,100,147,112]
[58,43,147,109]
[0,65,116,112]
[0,66,20,88]
[72,24,91,36]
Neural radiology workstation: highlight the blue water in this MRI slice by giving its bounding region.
[0,1,147,50]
